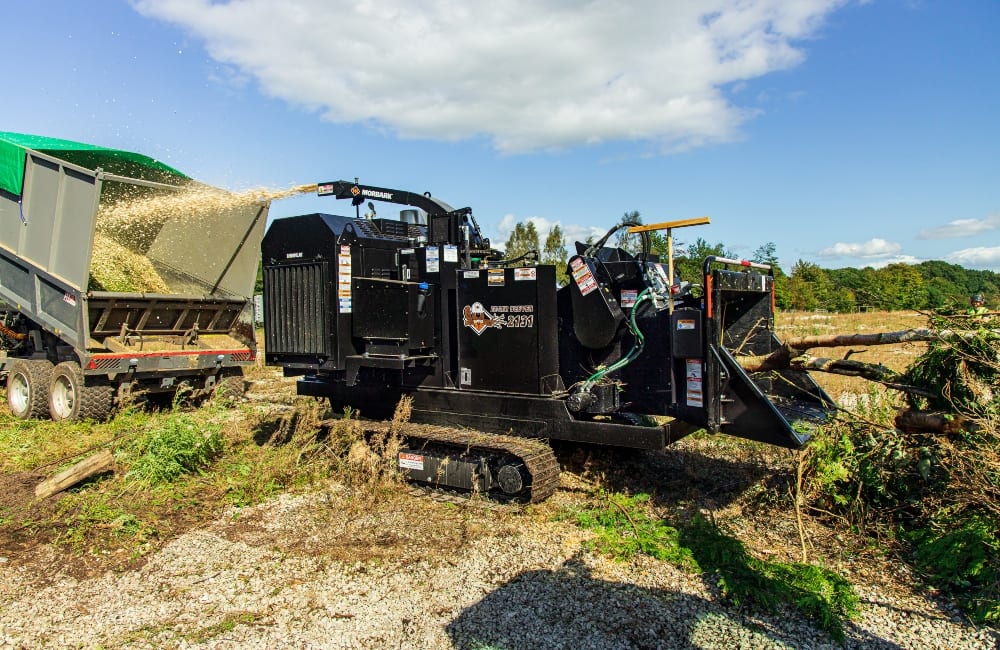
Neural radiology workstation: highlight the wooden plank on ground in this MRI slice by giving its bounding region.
[35,449,114,499]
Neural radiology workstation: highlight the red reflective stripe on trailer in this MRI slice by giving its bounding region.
[88,348,254,361]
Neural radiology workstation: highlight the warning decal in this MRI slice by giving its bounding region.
[685,359,703,407]
[338,244,352,313]
[426,246,440,273]
[398,452,424,471]
[570,258,598,296]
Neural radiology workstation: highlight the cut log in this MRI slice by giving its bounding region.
[895,409,968,435]
[34,449,114,499]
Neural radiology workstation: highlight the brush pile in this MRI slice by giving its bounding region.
[803,311,999,623]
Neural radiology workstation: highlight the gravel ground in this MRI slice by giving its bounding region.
[2,488,997,650]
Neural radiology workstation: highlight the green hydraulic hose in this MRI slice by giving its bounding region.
[583,289,651,388]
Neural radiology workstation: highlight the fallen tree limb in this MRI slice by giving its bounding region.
[736,327,998,374]
[783,328,998,352]
[788,355,899,382]
[35,449,114,500]
[735,349,900,382]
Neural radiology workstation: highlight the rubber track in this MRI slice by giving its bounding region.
[365,421,561,504]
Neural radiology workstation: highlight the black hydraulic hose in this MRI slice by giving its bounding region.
[494,250,539,266]
[584,220,647,258]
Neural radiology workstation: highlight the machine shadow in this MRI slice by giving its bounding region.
[445,557,900,650]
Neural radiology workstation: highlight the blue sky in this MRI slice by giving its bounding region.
[3,1,998,273]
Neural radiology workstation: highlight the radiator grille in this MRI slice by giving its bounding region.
[264,261,331,357]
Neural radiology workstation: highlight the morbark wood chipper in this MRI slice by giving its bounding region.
[262,181,833,502]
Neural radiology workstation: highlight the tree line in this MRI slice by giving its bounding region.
[503,212,999,312]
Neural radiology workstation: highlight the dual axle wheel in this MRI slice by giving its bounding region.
[5,360,247,421]
[5,360,113,421]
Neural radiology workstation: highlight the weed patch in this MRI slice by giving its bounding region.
[908,516,1000,623]
[125,412,224,485]
[680,514,858,642]
[186,611,262,643]
[45,489,157,555]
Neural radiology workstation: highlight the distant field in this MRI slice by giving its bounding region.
[775,310,928,402]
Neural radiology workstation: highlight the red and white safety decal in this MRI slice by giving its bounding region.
[686,359,703,407]
[570,258,597,296]
[338,244,353,313]
[398,452,424,471]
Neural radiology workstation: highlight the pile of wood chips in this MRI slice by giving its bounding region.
[88,183,317,293]
[88,233,169,293]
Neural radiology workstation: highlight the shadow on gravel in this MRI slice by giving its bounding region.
[446,556,902,650]
[553,442,778,511]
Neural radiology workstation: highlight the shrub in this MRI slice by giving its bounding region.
[127,413,224,484]
[801,313,1000,623]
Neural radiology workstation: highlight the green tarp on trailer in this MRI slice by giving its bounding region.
[0,131,188,196]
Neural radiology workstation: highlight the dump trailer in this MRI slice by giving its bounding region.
[0,132,266,420]
[262,181,833,502]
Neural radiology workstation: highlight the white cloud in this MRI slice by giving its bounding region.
[493,214,604,252]
[917,214,1000,240]
[816,238,901,259]
[944,246,1000,270]
[132,0,846,153]
[866,254,922,269]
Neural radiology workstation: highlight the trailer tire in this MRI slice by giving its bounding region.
[48,362,115,422]
[6,359,53,419]
[214,374,246,405]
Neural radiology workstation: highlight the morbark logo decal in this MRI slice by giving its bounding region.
[462,302,506,335]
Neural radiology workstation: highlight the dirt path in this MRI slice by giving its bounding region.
[3,464,998,649]
[1,368,997,648]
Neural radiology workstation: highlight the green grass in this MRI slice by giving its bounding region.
[0,398,395,562]
[568,492,697,569]
[565,492,859,641]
